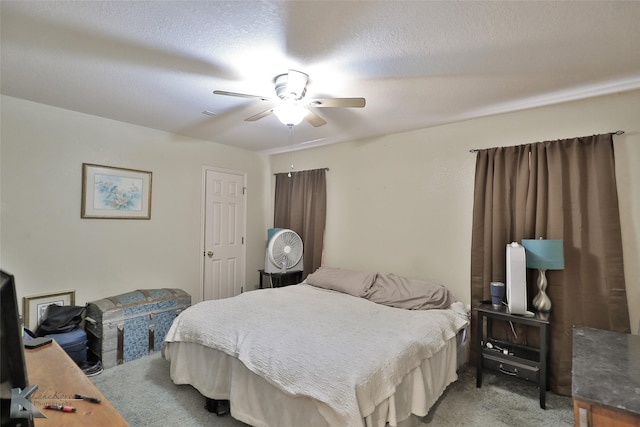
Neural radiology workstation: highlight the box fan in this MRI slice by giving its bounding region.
[264,228,304,274]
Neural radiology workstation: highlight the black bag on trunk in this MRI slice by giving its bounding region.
[35,304,86,336]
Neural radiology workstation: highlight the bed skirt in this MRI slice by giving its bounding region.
[164,332,464,427]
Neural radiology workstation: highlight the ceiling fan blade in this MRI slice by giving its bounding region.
[245,108,274,122]
[308,98,366,108]
[213,90,270,101]
[304,109,327,127]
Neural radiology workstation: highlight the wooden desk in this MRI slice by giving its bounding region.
[25,340,129,426]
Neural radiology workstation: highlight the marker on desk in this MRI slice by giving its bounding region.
[74,393,102,404]
[44,404,77,412]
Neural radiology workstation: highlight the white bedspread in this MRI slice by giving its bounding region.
[164,284,468,427]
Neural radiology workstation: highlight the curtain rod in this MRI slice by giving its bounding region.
[468,130,625,153]
[274,167,329,176]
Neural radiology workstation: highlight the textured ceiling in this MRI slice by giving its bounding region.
[2,1,639,154]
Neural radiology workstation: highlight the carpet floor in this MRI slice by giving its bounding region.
[91,353,574,426]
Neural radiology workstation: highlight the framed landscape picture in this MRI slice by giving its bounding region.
[81,163,152,219]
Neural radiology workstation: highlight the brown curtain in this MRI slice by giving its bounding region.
[470,133,630,396]
[274,168,327,278]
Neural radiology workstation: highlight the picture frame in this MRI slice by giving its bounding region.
[81,163,152,219]
[23,290,76,330]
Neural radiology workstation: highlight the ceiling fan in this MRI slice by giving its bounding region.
[213,70,366,127]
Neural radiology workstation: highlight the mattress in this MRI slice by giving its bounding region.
[164,284,468,427]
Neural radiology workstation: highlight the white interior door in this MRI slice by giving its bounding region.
[202,167,246,300]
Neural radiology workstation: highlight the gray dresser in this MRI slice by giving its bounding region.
[572,326,640,426]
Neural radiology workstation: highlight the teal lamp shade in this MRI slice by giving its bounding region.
[521,239,564,312]
[521,239,564,270]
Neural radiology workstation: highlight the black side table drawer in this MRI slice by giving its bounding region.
[483,352,540,383]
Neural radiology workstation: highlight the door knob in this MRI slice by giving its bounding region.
[207,251,214,258]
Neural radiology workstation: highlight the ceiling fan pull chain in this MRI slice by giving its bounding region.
[288,125,294,177]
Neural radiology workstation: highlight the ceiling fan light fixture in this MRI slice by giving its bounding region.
[274,70,308,100]
[273,103,307,126]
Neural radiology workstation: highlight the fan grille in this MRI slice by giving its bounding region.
[268,230,303,269]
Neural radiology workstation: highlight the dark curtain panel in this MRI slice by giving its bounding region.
[470,133,630,396]
[274,168,327,278]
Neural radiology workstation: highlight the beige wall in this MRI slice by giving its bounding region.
[269,90,640,334]
[3,91,638,334]
[1,95,271,310]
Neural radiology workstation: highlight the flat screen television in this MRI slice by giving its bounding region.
[1,269,34,427]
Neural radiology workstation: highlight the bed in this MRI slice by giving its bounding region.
[163,267,469,427]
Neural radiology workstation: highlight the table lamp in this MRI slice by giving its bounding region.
[521,238,564,312]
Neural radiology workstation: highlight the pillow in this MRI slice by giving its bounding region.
[363,273,456,310]
[305,266,377,297]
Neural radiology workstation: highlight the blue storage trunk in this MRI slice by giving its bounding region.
[45,327,88,365]
[84,288,190,369]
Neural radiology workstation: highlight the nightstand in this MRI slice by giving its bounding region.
[258,269,303,289]
[475,303,550,409]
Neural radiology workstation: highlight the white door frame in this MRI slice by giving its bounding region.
[199,165,247,301]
